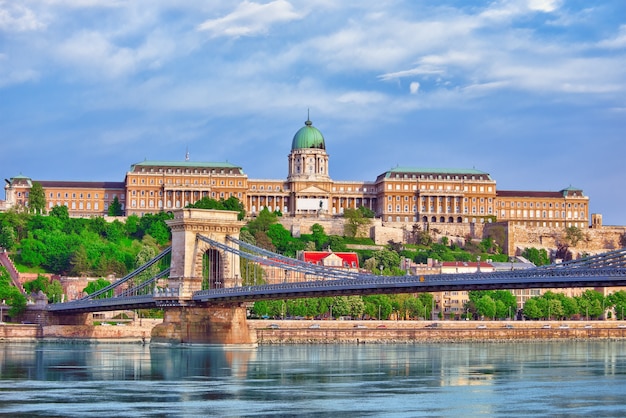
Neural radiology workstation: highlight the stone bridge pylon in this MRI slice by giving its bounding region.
[166,208,244,299]
[151,208,255,345]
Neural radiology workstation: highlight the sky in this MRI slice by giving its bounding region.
[1,0,625,224]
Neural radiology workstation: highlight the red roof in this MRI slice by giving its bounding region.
[300,251,359,268]
[441,261,493,268]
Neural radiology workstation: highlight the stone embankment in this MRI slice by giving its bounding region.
[4,319,626,344]
[250,320,626,344]
[0,319,163,344]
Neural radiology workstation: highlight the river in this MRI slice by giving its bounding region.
[1,341,625,417]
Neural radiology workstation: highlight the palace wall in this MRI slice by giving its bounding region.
[281,216,624,257]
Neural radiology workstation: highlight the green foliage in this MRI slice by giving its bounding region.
[362,295,393,319]
[521,247,550,266]
[83,278,112,298]
[0,225,16,251]
[475,295,496,319]
[357,206,375,218]
[0,266,27,317]
[309,223,328,250]
[564,226,588,247]
[366,248,401,275]
[22,274,64,303]
[343,207,372,238]
[609,291,626,320]
[411,224,432,246]
[522,289,609,320]
[108,196,124,216]
[7,208,171,277]
[49,205,69,221]
[246,207,279,236]
[331,296,365,318]
[469,290,517,319]
[187,196,246,220]
[23,274,49,294]
[28,182,46,215]
[266,223,295,254]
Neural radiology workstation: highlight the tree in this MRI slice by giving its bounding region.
[49,205,69,221]
[475,295,496,319]
[331,296,365,319]
[609,291,626,320]
[0,266,27,317]
[47,279,64,303]
[108,196,124,216]
[266,223,294,254]
[564,226,588,247]
[0,225,16,250]
[357,206,375,218]
[23,274,65,303]
[222,196,246,220]
[69,246,90,276]
[521,247,550,266]
[576,290,604,319]
[368,248,401,275]
[246,207,278,236]
[28,182,46,214]
[363,295,393,319]
[522,298,542,320]
[83,278,112,298]
[310,223,328,250]
[343,207,372,238]
[412,224,432,246]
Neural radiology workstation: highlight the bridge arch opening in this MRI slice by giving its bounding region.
[202,248,224,289]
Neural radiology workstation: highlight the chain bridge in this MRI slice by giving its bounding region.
[43,209,626,344]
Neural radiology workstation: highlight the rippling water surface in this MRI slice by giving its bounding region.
[1,341,626,417]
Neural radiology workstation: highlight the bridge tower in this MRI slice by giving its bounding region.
[166,208,243,297]
[151,208,255,345]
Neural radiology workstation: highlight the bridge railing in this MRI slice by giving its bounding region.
[78,247,172,301]
[198,234,362,281]
[537,247,626,269]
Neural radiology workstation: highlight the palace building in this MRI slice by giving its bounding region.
[2,117,590,229]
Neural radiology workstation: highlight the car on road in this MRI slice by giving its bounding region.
[376,324,387,329]
[268,324,280,329]
[617,324,626,328]
[504,324,514,329]
[584,324,593,329]
[309,324,320,329]
[542,324,551,329]
[354,324,367,329]
[476,324,487,329]
[425,323,441,328]
[559,324,570,329]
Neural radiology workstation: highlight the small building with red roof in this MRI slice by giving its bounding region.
[297,251,360,270]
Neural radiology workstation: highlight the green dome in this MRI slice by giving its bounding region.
[291,119,325,150]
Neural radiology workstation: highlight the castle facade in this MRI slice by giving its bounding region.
[2,118,590,230]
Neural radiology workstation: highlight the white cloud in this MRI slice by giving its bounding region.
[336,91,386,105]
[409,82,420,94]
[527,0,561,13]
[0,2,45,32]
[379,65,444,81]
[598,25,626,49]
[197,0,303,38]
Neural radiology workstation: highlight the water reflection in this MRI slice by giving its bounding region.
[0,341,625,417]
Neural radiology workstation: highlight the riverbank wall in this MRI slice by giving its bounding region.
[4,319,626,344]
[0,319,162,344]
[250,320,626,344]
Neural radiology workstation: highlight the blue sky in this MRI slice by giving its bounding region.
[1,1,625,224]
